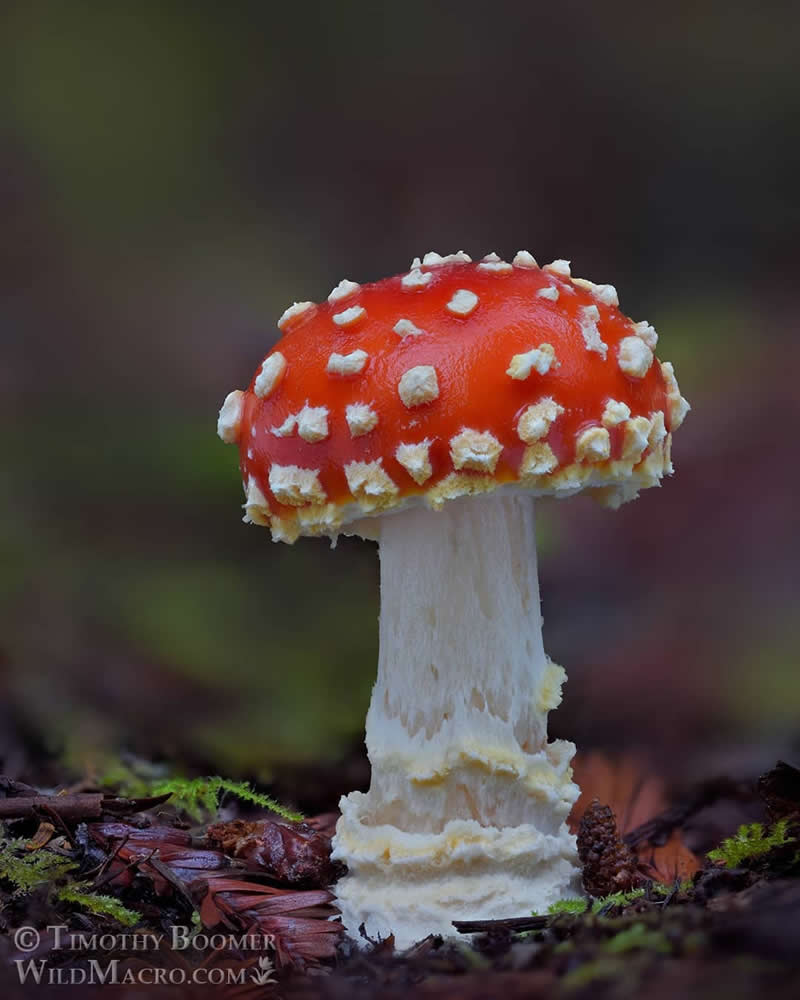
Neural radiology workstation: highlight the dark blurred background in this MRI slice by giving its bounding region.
[1,2,798,790]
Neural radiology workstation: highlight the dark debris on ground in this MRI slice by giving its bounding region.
[0,759,798,998]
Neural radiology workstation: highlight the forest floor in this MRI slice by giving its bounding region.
[1,749,799,999]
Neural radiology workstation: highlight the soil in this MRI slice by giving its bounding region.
[1,744,799,999]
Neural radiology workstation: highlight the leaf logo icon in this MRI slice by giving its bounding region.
[251,954,277,985]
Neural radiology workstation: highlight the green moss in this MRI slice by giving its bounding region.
[541,888,645,920]
[547,897,589,915]
[0,839,77,897]
[80,756,305,824]
[0,836,138,926]
[603,922,672,955]
[591,888,646,912]
[707,819,794,868]
[149,776,303,823]
[650,879,693,897]
[56,884,140,927]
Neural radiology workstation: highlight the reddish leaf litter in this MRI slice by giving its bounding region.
[207,817,343,885]
[0,758,798,998]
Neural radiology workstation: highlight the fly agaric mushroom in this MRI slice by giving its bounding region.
[217,251,689,947]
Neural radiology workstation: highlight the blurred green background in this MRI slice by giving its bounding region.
[1,2,798,788]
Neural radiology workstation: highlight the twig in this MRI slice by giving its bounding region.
[83,833,130,881]
[92,847,158,892]
[0,777,39,797]
[660,875,684,907]
[37,803,78,850]
[0,794,104,822]
[452,915,549,934]
[148,855,196,912]
[0,792,171,823]
[102,794,173,815]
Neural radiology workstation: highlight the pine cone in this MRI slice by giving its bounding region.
[577,799,642,898]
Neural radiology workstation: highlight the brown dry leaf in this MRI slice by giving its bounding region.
[121,842,230,890]
[89,823,230,893]
[638,829,701,884]
[90,822,193,847]
[569,752,666,835]
[304,811,339,839]
[569,754,700,885]
[88,821,341,971]
[195,877,342,970]
[25,821,56,850]
[207,817,337,885]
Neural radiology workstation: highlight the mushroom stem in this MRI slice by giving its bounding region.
[332,493,581,948]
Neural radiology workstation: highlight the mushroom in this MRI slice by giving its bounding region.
[217,251,690,947]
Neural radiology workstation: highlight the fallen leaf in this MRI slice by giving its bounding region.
[639,829,701,884]
[569,753,666,835]
[207,818,337,885]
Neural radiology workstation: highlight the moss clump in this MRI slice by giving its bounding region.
[149,776,303,823]
[708,820,794,868]
[548,898,589,915]
[1,834,138,925]
[0,838,77,897]
[591,887,646,912]
[86,756,303,823]
[650,879,693,897]
[56,884,140,926]
[542,887,647,918]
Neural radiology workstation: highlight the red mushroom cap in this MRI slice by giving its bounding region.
[217,251,690,542]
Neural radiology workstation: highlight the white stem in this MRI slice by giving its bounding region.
[369,493,550,826]
[332,494,581,947]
